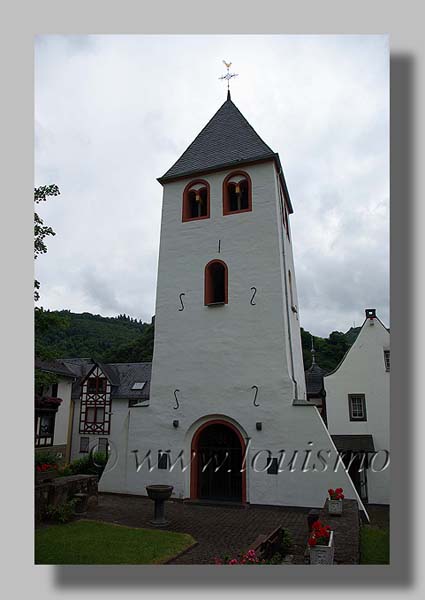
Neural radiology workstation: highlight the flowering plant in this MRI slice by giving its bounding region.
[328,487,344,500]
[308,521,331,547]
[36,463,58,472]
[214,549,265,565]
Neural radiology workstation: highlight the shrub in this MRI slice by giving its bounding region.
[45,499,77,523]
[35,452,59,467]
[68,452,108,478]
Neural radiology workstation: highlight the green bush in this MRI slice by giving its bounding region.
[68,452,108,478]
[46,499,77,523]
[35,452,59,467]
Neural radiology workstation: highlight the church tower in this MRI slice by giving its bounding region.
[100,92,363,509]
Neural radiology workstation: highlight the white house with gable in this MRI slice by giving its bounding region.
[325,309,390,505]
[99,91,366,511]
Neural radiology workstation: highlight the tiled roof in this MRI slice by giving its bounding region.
[35,357,76,379]
[305,362,326,397]
[159,98,275,183]
[61,358,152,400]
[157,97,294,215]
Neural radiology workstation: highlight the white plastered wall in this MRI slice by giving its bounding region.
[100,161,364,510]
[325,317,390,504]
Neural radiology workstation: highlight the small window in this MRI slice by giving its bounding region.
[87,376,107,395]
[80,437,89,453]
[158,451,169,470]
[384,350,390,372]
[51,383,58,397]
[98,438,108,455]
[131,382,146,390]
[205,260,228,305]
[348,394,367,421]
[223,171,252,215]
[267,457,279,475]
[182,180,210,222]
[35,411,56,447]
[86,407,105,424]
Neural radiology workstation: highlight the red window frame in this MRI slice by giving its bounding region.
[87,376,107,395]
[182,179,210,222]
[204,259,228,306]
[223,171,252,215]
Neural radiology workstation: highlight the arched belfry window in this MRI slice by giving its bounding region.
[223,171,252,215]
[205,260,228,306]
[182,180,210,222]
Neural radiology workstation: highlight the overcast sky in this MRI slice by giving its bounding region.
[35,35,389,337]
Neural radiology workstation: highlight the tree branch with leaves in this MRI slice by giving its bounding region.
[34,184,60,302]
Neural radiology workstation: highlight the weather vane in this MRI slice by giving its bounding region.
[219,60,238,96]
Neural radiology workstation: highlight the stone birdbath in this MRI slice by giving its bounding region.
[146,484,173,527]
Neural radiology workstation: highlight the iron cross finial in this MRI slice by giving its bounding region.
[219,60,238,98]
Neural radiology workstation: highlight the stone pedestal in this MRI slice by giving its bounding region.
[146,485,173,527]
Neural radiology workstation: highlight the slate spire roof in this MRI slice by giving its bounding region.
[158,96,293,212]
[159,97,274,183]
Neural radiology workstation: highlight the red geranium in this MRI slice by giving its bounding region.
[328,487,344,500]
[308,520,331,547]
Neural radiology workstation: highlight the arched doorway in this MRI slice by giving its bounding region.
[190,420,246,503]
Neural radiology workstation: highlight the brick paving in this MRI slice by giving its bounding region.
[85,493,310,564]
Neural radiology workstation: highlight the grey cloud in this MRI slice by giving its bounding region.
[35,35,389,337]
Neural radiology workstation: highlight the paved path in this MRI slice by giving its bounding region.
[86,493,310,564]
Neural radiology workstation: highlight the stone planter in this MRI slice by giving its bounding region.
[309,531,334,565]
[328,498,343,515]
[35,469,58,484]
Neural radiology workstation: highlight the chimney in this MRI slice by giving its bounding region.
[365,308,376,324]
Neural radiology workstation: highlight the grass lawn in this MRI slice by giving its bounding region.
[360,525,390,564]
[35,520,195,565]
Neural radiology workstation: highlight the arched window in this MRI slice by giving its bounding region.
[223,171,252,215]
[182,180,210,222]
[205,260,228,305]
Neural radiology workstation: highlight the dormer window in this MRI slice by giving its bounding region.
[223,171,252,215]
[87,376,107,395]
[182,180,210,222]
[205,260,228,306]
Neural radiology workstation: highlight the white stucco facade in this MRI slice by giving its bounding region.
[51,378,73,448]
[325,314,390,504]
[99,157,365,511]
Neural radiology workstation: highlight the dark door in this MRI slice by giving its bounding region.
[344,452,368,503]
[197,424,242,502]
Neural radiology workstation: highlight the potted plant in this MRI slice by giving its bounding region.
[327,487,344,515]
[308,521,334,565]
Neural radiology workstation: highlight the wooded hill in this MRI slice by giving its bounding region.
[35,308,360,373]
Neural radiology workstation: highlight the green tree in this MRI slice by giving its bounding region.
[34,184,60,302]
[34,185,64,392]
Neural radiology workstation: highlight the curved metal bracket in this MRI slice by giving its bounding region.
[178,293,185,311]
[250,287,257,306]
[251,385,259,407]
[173,389,180,410]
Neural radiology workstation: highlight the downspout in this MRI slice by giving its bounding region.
[278,172,299,401]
